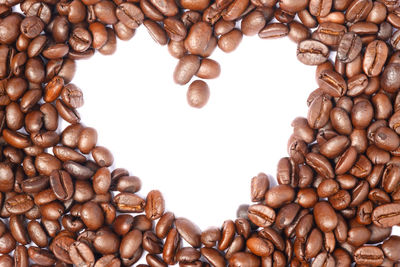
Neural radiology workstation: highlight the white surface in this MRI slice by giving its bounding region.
[73,26,400,242]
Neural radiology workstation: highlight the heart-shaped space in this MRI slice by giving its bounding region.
[73,28,314,228]
[3,0,400,266]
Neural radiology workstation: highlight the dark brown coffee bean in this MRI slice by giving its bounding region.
[28,247,56,266]
[382,236,400,261]
[354,246,384,266]
[259,23,288,39]
[229,252,260,267]
[113,192,145,213]
[363,40,388,77]
[0,14,22,45]
[248,204,276,227]
[5,194,34,214]
[28,220,48,248]
[81,201,104,230]
[196,59,221,79]
[9,215,29,245]
[14,245,29,267]
[265,184,295,208]
[115,175,142,193]
[345,0,373,23]
[288,21,310,43]
[314,201,338,232]
[69,241,95,267]
[309,0,332,17]
[218,29,243,53]
[251,172,269,202]
[318,70,347,97]
[313,22,346,48]
[145,190,165,220]
[50,170,73,201]
[164,17,187,42]
[175,217,201,248]
[338,32,362,63]
[174,55,200,85]
[241,10,266,36]
[372,202,400,227]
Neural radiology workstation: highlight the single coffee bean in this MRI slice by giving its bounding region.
[187,80,210,108]
[354,246,384,266]
[113,192,145,213]
[81,201,104,230]
[218,29,243,53]
[382,236,400,261]
[184,22,212,55]
[372,202,400,227]
[314,201,338,232]
[318,69,347,97]
[196,59,221,79]
[229,252,260,267]
[145,190,165,220]
[175,217,201,248]
[174,55,201,85]
[68,241,95,267]
[338,32,362,63]
[247,204,276,227]
[5,194,34,214]
[363,40,388,77]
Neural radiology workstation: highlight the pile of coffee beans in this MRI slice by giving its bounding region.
[1,0,400,266]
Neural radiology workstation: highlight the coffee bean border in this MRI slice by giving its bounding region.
[1,0,400,266]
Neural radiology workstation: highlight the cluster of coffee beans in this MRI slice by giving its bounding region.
[1,0,400,266]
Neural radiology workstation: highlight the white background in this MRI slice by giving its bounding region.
[71,24,399,261]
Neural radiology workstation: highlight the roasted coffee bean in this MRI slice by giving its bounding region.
[314,201,338,232]
[264,184,295,208]
[372,202,400,227]
[28,247,56,266]
[229,252,260,267]
[218,29,243,53]
[363,40,388,77]
[175,217,201,248]
[354,246,384,266]
[338,32,362,63]
[307,93,333,129]
[173,55,200,85]
[251,172,269,202]
[259,23,288,39]
[318,70,347,97]
[382,236,400,261]
[187,80,210,108]
[113,192,145,212]
[81,201,104,230]
[68,241,95,267]
[185,22,212,55]
[248,204,276,227]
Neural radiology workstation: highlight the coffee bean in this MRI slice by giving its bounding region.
[187,80,210,108]
[354,246,384,266]
[81,201,104,230]
[338,32,362,63]
[372,202,400,227]
[251,172,270,202]
[69,241,95,267]
[363,40,388,77]
[229,252,260,267]
[259,23,288,39]
[173,55,200,85]
[314,201,338,232]
[113,192,145,212]
[298,39,330,66]
[248,204,276,227]
[175,217,201,248]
